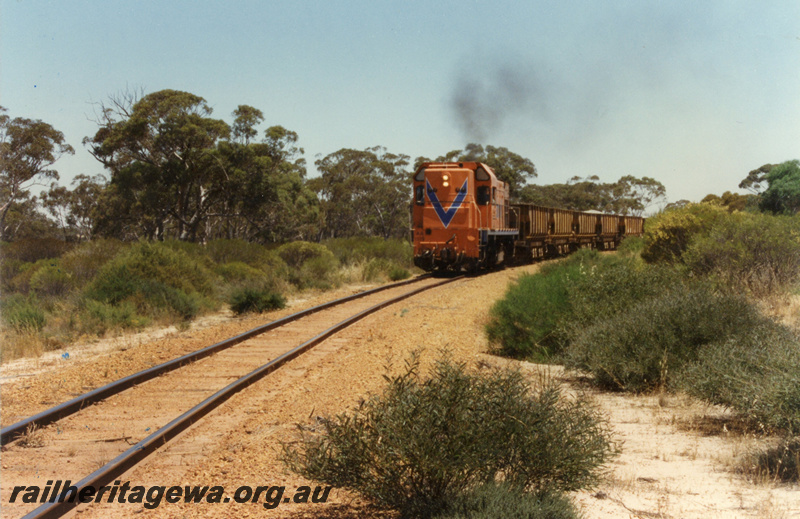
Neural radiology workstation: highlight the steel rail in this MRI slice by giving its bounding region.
[22,275,463,519]
[1,274,430,446]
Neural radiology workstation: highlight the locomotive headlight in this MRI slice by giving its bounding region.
[443,181,449,187]
[442,174,450,187]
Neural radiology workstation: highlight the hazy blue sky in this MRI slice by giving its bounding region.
[2,0,798,205]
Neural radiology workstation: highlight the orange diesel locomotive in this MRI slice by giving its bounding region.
[412,162,645,272]
[412,162,517,271]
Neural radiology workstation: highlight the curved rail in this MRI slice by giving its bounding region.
[1,275,430,446]
[23,274,463,519]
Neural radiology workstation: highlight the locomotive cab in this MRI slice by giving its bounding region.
[412,162,516,272]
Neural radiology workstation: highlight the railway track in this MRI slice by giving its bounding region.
[2,274,464,519]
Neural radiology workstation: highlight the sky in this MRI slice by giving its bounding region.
[2,0,799,207]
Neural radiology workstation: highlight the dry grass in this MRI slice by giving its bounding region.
[0,329,47,364]
[759,293,800,331]
[17,424,45,448]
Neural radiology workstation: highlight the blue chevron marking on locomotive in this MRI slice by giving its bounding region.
[426,178,468,228]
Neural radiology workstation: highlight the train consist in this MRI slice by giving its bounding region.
[412,162,645,272]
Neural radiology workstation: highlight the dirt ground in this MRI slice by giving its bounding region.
[1,266,798,518]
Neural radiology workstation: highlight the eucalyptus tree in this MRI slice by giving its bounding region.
[40,174,106,241]
[739,163,773,195]
[519,175,666,215]
[209,105,317,242]
[311,147,411,239]
[0,106,74,241]
[85,89,230,241]
[758,159,800,214]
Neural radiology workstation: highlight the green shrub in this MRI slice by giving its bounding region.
[433,484,579,519]
[251,250,290,281]
[203,239,270,265]
[86,242,216,299]
[5,259,52,294]
[362,258,392,282]
[160,239,202,257]
[29,263,72,297]
[0,238,74,263]
[274,241,340,289]
[229,288,286,315]
[130,280,203,320]
[557,258,682,341]
[1,257,25,292]
[83,242,217,320]
[1,295,46,331]
[60,239,127,287]
[361,257,411,283]
[276,241,334,269]
[565,286,772,392]
[216,261,270,283]
[485,266,577,360]
[485,251,678,360]
[296,254,340,289]
[616,235,645,256]
[77,299,148,334]
[324,237,412,266]
[679,325,800,433]
[389,266,411,281]
[284,355,615,518]
[683,212,800,296]
[640,203,728,264]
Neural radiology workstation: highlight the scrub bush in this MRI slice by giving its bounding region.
[431,484,578,519]
[615,235,645,256]
[679,325,800,434]
[87,242,216,299]
[559,258,682,339]
[5,259,53,293]
[486,251,681,360]
[215,261,266,283]
[229,288,286,315]
[215,261,282,288]
[361,257,411,283]
[641,205,800,297]
[683,212,800,297]
[60,239,127,288]
[485,264,578,359]
[564,286,770,392]
[389,266,411,281]
[284,355,615,518]
[29,263,72,297]
[0,238,74,263]
[76,299,147,334]
[252,250,290,281]
[275,241,340,289]
[83,242,216,321]
[324,237,412,267]
[1,295,46,331]
[203,238,270,265]
[640,203,727,264]
[0,257,25,292]
[276,241,334,269]
[295,254,341,289]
